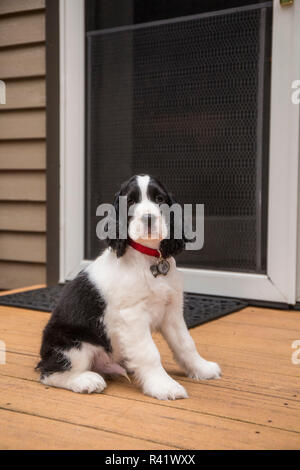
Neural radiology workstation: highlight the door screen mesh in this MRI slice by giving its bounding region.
[85,3,272,273]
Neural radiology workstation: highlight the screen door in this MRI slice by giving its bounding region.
[85,1,272,275]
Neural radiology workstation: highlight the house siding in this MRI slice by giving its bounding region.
[0,0,46,289]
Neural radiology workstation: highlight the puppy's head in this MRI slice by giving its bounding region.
[106,174,185,258]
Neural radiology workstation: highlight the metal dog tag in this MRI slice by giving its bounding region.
[150,259,170,277]
[150,264,159,277]
[157,259,170,276]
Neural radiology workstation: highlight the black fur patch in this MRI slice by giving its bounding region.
[147,178,185,258]
[147,176,169,205]
[36,271,111,377]
[106,175,142,257]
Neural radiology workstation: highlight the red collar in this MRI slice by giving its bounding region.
[128,239,161,258]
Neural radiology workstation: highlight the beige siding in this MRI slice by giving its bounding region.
[0,0,45,16]
[0,0,46,289]
[0,261,46,290]
[0,232,46,262]
[0,172,46,201]
[0,141,46,169]
[0,110,46,139]
[0,202,46,232]
[0,12,45,48]
[0,45,45,79]
[1,78,45,110]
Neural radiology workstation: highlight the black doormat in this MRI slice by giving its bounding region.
[0,285,248,328]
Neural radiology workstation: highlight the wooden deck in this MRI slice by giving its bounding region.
[0,287,300,449]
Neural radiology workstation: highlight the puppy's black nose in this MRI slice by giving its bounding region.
[142,213,156,228]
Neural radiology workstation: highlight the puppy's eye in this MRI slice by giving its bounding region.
[127,198,135,206]
[155,195,165,204]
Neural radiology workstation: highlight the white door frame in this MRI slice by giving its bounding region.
[59,0,300,304]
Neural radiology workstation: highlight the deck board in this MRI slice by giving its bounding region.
[0,297,299,449]
[0,408,172,450]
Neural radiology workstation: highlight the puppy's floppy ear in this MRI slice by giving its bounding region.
[159,193,185,258]
[105,189,129,258]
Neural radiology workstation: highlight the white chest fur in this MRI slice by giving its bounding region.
[86,247,183,360]
[87,247,181,309]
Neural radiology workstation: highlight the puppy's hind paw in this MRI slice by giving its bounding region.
[69,371,107,394]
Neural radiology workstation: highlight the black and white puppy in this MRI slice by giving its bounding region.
[37,175,221,400]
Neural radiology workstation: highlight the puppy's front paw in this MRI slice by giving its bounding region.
[189,360,221,380]
[143,376,188,401]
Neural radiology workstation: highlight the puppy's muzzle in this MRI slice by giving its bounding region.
[142,213,157,233]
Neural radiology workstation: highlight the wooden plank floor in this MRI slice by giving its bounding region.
[0,288,300,449]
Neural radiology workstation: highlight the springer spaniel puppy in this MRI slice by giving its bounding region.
[37,175,221,400]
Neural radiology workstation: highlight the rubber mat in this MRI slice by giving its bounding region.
[0,285,248,328]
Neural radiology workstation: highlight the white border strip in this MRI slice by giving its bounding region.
[267,1,300,304]
[59,0,85,282]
